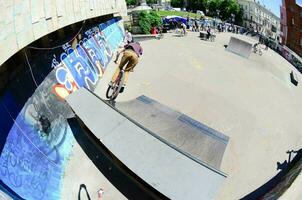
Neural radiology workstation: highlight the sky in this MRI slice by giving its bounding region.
[260,0,302,17]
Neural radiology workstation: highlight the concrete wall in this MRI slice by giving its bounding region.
[0,16,125,200]
[0,0,127,66]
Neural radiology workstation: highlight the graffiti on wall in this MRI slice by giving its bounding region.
[0,71,75,200]
[0,17,125,200]
[52,18,124,100]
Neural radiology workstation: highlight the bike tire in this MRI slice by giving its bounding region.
[109,71,125,101]
[106,85,113,99]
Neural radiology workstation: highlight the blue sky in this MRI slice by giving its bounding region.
[260,0,302,17]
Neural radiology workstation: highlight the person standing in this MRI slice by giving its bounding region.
[124,29,133,44]
[194,20,199,32]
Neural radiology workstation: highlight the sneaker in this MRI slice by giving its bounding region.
[119,85,125,93]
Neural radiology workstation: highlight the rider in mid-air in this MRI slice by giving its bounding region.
[109,42,143,93]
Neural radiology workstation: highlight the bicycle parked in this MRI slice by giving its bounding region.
[253,43,263,56]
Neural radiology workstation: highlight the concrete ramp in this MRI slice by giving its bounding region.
[66,88,227,200]
[227,36,253,58]
[117,95,229,169]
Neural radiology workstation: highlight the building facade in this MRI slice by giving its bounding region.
[0,0,127,66]
[280,0,302,57]
[237,0,280,41]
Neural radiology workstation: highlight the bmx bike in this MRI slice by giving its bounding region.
[253,45,263,56]
[156,32,164,40]
[209,34,216,42]
[106,69,125,101]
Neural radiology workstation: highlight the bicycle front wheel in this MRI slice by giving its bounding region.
[107,71,125,100]
[259,50,263,56]
[106,85,113,99]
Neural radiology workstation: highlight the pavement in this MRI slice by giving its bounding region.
[61,140,126,200]
[94,31,302,199]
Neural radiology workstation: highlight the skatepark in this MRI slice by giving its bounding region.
[1,2,302,198]
[62,31,302,199]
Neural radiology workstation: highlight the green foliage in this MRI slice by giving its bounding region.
[138,11,162,34]
[126,0,137,6]
[124,22,132,33]
[147,0,158,4]
[171,0,184,7]
[156,10,204,18]
[182,0,243,24]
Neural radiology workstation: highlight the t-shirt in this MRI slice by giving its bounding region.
[125,43,143,57]
[125,32,133,43]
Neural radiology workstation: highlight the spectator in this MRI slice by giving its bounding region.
[194,20,199,32]
[124,29,133,44]
[151,26,158,35]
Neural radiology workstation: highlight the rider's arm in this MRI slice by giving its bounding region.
[114,48,125,63]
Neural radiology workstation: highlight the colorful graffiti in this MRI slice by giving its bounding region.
[52,18,124,100]
[0,71,74,200]
[0,17,125,199]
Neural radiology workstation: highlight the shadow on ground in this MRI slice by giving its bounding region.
[78,184,91,200]
[67,117,168,200]
[241,148,302,200]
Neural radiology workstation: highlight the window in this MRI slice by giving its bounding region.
[300,11,302,17]
[292,18,295,25]
[300,38,302,46]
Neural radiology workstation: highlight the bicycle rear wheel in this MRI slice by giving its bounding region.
[259,50,263,56]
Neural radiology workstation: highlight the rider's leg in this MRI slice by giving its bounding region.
[119,52,138,93]
[111,51,131,83]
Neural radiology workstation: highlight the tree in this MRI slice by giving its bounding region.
[208,0,220,16]
[126,0,138,6]
[170,0,243,24]
[208,0,242,24]
[218,0,240,21]
[186,0,208,12]
[171,0,184,8]
[138,11,162,34]
[147,0,158,4]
